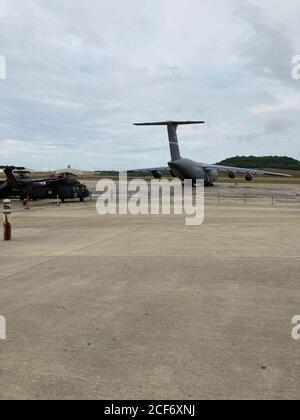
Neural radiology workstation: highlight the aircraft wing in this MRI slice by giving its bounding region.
[205,164,292,178]
[127,167,170,178]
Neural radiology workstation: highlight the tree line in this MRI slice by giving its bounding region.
[217,156,300,170]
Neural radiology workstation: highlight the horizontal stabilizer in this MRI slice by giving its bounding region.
[134,121,205,126]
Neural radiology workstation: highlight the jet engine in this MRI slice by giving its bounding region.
[245,173,253,182]
[228,171,236,179]
[150,170,162,179]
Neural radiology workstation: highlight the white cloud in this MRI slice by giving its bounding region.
[249,84,300,114]
[0,0,300,169]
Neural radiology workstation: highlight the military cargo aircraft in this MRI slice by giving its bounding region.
[133,121,291,186]
[0,166,90,202]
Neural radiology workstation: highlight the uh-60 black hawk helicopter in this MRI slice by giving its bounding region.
[0,166,90,203]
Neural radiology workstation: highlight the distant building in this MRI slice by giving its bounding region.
[55,165,83,176]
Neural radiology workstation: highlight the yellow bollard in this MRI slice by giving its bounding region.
[3,199,12,241]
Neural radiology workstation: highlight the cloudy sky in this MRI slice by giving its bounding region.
[0,0,300,170]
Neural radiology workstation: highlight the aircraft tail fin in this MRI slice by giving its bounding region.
[0,166,23,189]
[134,121,205,161]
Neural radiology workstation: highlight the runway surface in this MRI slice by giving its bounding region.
[0,183,300,400]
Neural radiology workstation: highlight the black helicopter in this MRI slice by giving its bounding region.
[0,166,90,202]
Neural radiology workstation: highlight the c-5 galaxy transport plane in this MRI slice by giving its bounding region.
[133,121,291,186]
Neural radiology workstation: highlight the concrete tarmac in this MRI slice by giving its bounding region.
[0,186,300,400]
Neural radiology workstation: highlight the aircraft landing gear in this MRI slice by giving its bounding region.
[204,181,214,187]
[191,179,214,187]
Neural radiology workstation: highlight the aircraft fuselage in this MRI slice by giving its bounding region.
[168,158,219,186]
